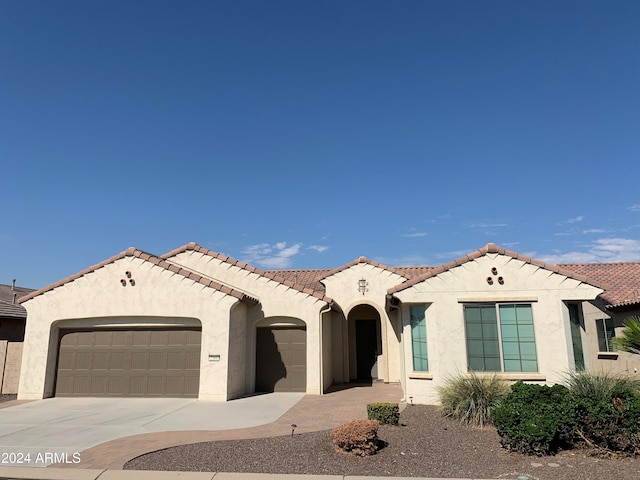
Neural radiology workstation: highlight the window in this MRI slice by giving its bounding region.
[464,304,538,373]
[568,304,585,370]
[410,305,428,371]
[596,318,616,352]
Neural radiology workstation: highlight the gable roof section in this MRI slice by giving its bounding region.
[558,262,640,309]
[162,242,332,303]
[18,247,259,305]
[317,255,434,282]
[388,243,605,294]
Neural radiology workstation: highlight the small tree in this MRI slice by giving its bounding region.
[614,316,640,355]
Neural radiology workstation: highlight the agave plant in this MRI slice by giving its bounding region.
[613,316,640,355]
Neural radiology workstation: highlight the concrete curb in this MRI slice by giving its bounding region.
[0,467,503,480]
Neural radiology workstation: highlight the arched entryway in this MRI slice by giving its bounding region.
[347,305,382,381]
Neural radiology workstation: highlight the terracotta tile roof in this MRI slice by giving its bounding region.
[162,243,332,303]
[0,283,34,319]
[388,243,605,295]
[269,268,333,295]
[18,248,259,305]
[319,256,395,281]
[558,262,640,309]
[269,261,435,297]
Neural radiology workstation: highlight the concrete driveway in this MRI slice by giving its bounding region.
[0,394,304,467]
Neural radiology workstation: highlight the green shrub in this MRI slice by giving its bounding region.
[491,382,574,455]
[570,382,640,454]
[563,370,640,401]
[367,402,400,426]
[438,372,510,428]
[331,419,380,456]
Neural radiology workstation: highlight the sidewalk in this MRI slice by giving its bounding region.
[0,466,502,480]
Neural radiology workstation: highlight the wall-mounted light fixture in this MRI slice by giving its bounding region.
[486,277,493,285]
[491,267,498,275]
[208,354,221,362]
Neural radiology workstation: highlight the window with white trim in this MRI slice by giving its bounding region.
[596,318,616,352]
[410,305,428,372]
[464,303,538,373]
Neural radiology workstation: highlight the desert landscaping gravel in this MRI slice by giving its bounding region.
[125,405,640,480]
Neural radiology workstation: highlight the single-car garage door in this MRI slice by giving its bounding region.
[55,328,201,397]
[255,326,306,393]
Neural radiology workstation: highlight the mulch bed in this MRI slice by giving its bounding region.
[125,405,640,480]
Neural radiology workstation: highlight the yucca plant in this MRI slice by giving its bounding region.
[613,316,640,355]
[438,372,510,428]
[563,370,640,401]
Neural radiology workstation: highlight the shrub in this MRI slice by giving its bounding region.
[491,382,574,455]
[563,370,640,401]
[438,372,510,428]
[367,402,400,426]
[331,419,380,456]
[570,381,640,454]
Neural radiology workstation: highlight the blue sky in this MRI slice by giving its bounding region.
[2,1,639,289]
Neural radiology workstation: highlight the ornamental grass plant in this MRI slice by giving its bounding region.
[437,372,510,428]
[563,370,640,402]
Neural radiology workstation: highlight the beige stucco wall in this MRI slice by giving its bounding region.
[18,256,241,401]
[166,250,328,394]
[581,301,640,375]
[227,301,248,399]
[322,263,406,384]
[394,253,603,404]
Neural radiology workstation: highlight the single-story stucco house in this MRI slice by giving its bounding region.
[17,242,640,404]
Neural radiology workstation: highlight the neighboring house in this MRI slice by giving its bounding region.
[17,242,640,404]
[0,280,35,394]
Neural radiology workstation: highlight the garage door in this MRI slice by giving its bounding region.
[55,328,201,397]
[255,327,306,392]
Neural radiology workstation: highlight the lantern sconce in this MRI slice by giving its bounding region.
[486,277,493,285]
[491,267,498,275]
[498,276,504,285]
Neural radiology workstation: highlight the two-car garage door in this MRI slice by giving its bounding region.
[55,328,201,397]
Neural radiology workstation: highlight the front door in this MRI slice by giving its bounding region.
[355,319,378,380]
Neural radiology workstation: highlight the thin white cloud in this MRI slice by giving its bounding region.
[402,232,427,238]
[242,242,302,268]
[629,205,640,212]
[558,216,584,225]
[436,249,474,260]
[308,245,329,253]
[469,223,508,228]
[538,237,640,264]
[582,229,606,234]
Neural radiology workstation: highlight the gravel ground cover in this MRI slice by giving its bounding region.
[125,405,640,480]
